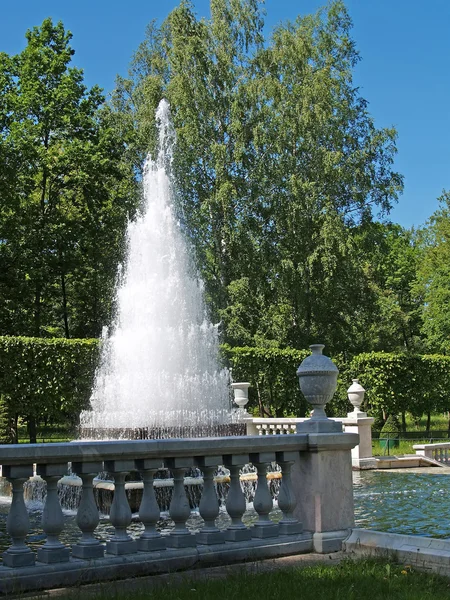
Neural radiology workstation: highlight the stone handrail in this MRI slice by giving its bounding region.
[414,442,450,465]
[0,431,358,594]
[245,416,375,470]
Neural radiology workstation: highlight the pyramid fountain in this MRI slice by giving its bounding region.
[80,100,244,440]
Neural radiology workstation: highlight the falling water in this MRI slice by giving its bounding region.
[80,100,238,438]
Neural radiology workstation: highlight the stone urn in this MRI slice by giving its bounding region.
[296,344,338,421]
[231,382,250,409]
[347,379,366,415]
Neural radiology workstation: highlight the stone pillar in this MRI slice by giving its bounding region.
[250,452,279,538]
[135,458,166,552]
[104,459,137,555]
[294,344,359,552]
[223,454,251,542]
[36,463,71,563]
[195,455,224,545]
[2,465,35,567]
[71,461,105,559]
[165,457,196,548]
[341,416,376,469]
[342,378,376,470]
[292,432,358,553]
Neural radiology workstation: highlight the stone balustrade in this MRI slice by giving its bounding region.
[0,430,358,594]
[245,416,375,469]
[414,442,450,465]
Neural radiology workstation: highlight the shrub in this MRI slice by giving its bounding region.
[0,336,99,442]
[380,414,401,438]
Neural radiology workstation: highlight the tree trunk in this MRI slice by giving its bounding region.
[256,381,264,418]
[60,268,70,339]
[426,411,431,435]
[34,283,41,337]
[401,411,407,433]
[27,416,37,444]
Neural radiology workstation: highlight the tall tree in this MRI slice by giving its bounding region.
[114,0,403,353]
[0,19,137,338]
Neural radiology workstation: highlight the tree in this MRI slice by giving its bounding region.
[114,0,403,353]
[415,192,450,353]
[354,222,423,352]
[0,19,138,339]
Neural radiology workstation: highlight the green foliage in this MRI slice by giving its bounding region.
[415,191,450,354]
[0,18,138,339]
[222,345,352,417]
[223,346,450,421]
[0,395,12,444]
[0,336,99,442]
[350,352,450,421]
[114,0,403,354]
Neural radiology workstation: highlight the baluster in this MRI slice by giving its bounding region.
[104,460,137,555]
[165,458,196,548]
[195,456,224,545]
[71,461,104,559]
[256,425,263,436]
[36,464,70,563]
[135,458,166,551]
[223,454,251,541]
[2,465,35,567]
[250,452,279,538]
[276,451,303,535]
[262,424,268,435]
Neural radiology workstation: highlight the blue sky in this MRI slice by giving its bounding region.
[1,0,449,229]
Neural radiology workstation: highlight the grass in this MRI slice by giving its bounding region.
[372,439,433,456]
[40,559,450,600]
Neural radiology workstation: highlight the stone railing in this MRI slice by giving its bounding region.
[414,442,450,465]
[0,430,358,594]
[246,418,300,436]
[245,416,375,470]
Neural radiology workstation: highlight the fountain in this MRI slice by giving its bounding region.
[80,99,243,440]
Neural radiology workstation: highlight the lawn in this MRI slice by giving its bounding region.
[56,559,450,600]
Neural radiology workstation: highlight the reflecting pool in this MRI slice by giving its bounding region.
[353,469,450,538]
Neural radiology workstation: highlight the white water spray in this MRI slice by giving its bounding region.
[80,100,234,436]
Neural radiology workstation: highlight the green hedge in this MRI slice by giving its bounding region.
[351,352,450,421]
[0,336,99,442]
[2,336,450,443]
[223,347,450,422]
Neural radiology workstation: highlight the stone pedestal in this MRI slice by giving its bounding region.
[291,431,359,553]
[341,412,376,470]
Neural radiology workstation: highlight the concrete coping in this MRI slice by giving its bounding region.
[413,442,450,450]
[0,431,360,466]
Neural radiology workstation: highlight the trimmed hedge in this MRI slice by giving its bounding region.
[0,336,99,442]
[2,336,450,443]
[351,352,450,419]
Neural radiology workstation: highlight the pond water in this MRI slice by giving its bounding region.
[353,469,450,538]
[1,468,450,553]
